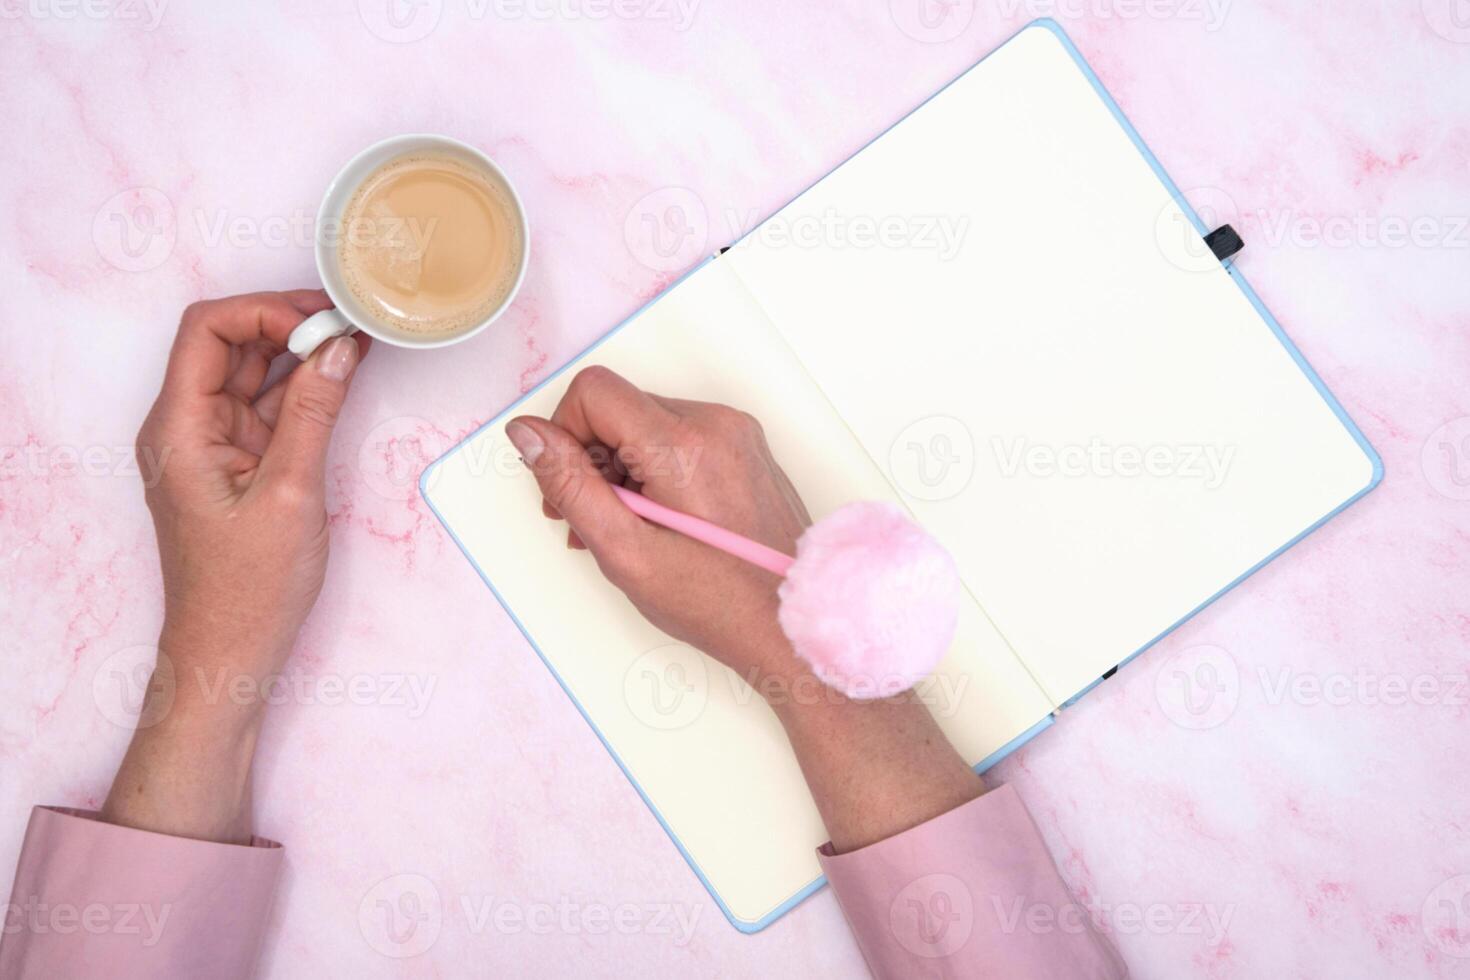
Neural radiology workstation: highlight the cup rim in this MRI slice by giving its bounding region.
[314,133,530,350]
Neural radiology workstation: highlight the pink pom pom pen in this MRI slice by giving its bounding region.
[606,484,962,699]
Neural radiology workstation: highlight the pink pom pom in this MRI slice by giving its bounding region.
[777,501,961,700]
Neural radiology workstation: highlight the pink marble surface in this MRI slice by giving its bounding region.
[2,2,1468,976]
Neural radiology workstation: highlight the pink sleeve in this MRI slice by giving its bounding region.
[817,784,1127,979]
[0,806,283,980]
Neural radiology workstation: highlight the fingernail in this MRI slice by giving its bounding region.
[506,420,544,466]
[316,336,358,381]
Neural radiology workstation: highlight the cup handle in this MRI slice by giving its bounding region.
[288,307,356,359]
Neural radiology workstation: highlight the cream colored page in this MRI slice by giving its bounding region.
[424,258,1052,926]
[725,24,1376,705]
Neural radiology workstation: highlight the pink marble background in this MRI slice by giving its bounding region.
[3,1,1468,976]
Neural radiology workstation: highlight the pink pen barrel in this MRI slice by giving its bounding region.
[609,485,795,578]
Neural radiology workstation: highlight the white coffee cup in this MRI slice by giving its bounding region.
[288,134,530,359]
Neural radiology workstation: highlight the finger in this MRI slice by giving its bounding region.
[253,381,287,430]
[223,340,280,401]
[252,334,370,431]
[549,367,679,479]
[280,288,336,315]
[256,335,363,493]
[163,291,334,399]
[542,447,621,520]
[228,398,275,458]
[505,415,646,558]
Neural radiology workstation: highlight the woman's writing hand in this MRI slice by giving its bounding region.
[507,366,811,692]
[508,365,985,852]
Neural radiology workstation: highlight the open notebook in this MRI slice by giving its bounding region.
[422,20,1381,932]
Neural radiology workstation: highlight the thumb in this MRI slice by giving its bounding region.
[506,416,644,557]
[259,335,362,491]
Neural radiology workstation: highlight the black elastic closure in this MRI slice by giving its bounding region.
[1205,224,1244,264]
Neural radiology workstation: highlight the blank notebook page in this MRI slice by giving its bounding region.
[423,257,1054,928]
[725,23,1377,705]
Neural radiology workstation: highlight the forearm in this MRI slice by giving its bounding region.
[767,676,985,853]
[764,666,1126,977]
[100,628,272,845]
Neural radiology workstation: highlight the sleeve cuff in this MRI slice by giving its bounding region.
[1,806,283,980]
[817,784,1127,979]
